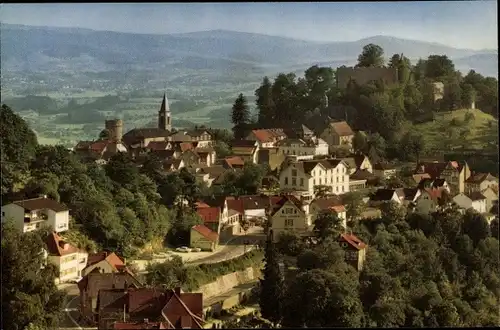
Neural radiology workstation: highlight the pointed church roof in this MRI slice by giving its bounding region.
[160,93,170,113]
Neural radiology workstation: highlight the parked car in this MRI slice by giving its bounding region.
[192,247,201,252]
[176,246,192,253]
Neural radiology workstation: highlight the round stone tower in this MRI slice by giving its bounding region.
[105,119,123,142]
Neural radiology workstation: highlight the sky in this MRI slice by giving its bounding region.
[0,1,497,50]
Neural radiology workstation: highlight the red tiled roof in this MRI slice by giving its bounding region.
[312,196,343,210]
[270,195,304,216]
[45,232,80,256]
[147,141,170,151]
[227,198,245,214]
[191,225,219,242]
[89,141,109,153]
[329,121,354,136]
[224,156,245,168]
[161,291,204,329]
[196,207,220,224]
[423,188,442,201]
[340,233,367,250]
[13,197,68,212]
[330,205,346,213]
[86,252,125,270]
[251,129,275,143]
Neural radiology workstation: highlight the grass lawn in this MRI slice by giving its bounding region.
[412,109,498,151]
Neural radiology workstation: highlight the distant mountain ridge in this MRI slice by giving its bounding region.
[1,23,497,77]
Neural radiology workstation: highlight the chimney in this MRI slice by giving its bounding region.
[174,287,181,296]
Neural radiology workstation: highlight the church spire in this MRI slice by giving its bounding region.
[158,92,172,131]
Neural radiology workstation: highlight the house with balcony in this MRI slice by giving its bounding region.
[1,196,70,233]
[279,158,350,201]
[45,232,88,283]
[269,195,311,242]
[415,160,471,194]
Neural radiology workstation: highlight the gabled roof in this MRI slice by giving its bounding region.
[370,189,397,202]
[422,188,443,201]
[45,232,80,256]
[350,169,374,181]
[400,188,420,201]
[283,124,314,138]
[12,196,68,212]
[311,196,343,210]
[353,154,369,168]
[78,271,143,298]
[177,142,194,152]
[339,233,367,250]
[196,207,220,224]
[341,157,357,170]
[328,121,354,136]
[113,321,166,329]
[270,195,304,217]
[194,146,215,154]
[85,252,125,272]
[290,158,346,176]
[223,156,245,168]
[466,172,498,184]
[161,291,204,329]
[75,140,94,150]
[467,191,487,201]
[191,225,219,242]
[226,198,245,214]
[147,141,170,151]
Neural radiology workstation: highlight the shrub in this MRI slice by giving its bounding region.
[464,111,475,123]
[450,117,462,126]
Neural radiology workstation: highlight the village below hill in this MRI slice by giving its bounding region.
[1,42,499,329]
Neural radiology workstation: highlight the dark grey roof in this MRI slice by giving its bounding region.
[370,189,397,201]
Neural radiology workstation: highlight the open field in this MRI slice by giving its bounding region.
[412,108,498,151]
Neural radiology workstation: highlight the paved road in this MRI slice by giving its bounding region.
[188,230,266,266]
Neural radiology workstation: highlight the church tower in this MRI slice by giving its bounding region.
[158,92,172,131]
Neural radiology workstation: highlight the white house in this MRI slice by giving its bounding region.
[269,195,311,242]
[465,172,498,194]
[1,196,70,233]
[277,137,329,160]
[279,159,350,200]
[453,192,487,213]
[45,232,88,283]
[246,129,287,148]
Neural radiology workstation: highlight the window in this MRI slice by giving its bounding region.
[292,178,297,186]
[285,177,289,185]
[313,179,316,185]
[1,211,4,217]
[341,186,344,192]
[300,178,304,186]
[285,219,294,227]
[337,177,339,183]
[285,208,294,214]
[319,178,322,185]
[292,169,297,177]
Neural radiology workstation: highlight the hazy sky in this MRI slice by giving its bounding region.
[1,2,497,50]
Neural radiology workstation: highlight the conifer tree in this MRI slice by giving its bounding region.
[231,93,250,139]
[259,236,284,325]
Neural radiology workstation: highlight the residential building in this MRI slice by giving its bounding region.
[309,196,347,228]
[74,139,129,162]
[418,178,451,194]
[279,158,350,200]
[1,196,70,233]
[190,225,219,251]
[277,137,329,160]
[193,165,228,187]
[339,233,368,271]
[246,129,287,148]
[231,140,260,164]
[97,287,203,330]
[342,154,373,175]
[349,169,376,191]
[465,172,498,194]
[415,160,471,194]
[373,162,397,179]
[283,124,315,140]
[369,189,402,207]
[82,252,127,277]
[413,189,441,214]
[453,192,487,213]
[195,206,220,233]
[78,271,143,323]
[481,186,499,213]
[163,158,185,172]
[170,129,213,147]
[193,146,216,166]
[45,232,88,283]
[320,121,355,151]
[269,195,310,242]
